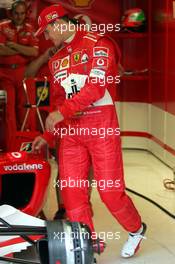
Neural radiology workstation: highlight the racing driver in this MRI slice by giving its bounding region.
[32,4,147,258]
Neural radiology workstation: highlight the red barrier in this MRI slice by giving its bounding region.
[0,90,6,152]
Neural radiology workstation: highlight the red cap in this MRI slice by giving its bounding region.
[35,4,68,37]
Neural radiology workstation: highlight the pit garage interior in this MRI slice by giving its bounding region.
[0,0,175,264]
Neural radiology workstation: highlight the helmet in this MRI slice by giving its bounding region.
[121,8,146,32]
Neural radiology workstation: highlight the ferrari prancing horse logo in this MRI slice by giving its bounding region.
[74,53,80,62]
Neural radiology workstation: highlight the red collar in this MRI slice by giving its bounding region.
[10,20,26,31]
[62,29,87,54]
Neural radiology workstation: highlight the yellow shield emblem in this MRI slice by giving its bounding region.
[37,86,48,102]
[70,0,94,7]
[61,58,69,68]
[74,53,80,63]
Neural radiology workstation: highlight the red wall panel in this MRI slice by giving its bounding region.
[166,0,175,115]
[151,0,175,116]
[150,0,167,110]
[117,0,150,102]
[118,80,149,102]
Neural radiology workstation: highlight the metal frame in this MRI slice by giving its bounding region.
[21,76,48,132]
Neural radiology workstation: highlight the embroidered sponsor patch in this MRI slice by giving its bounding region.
[81,53,89,63]
[61,73,88,99]
[90,68,105,79]
[60,55,70,70]
[52,60,60,72]
[71,51,89,66]
[46,12,58,22]
[72,51,81,65]
[54,70,68,82]
[93,47,109,57]
[92,58,108,69]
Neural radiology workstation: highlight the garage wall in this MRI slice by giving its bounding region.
[149,0,175,167]
[118,0,175,167]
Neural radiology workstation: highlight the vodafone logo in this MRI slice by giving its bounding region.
[70,0,95,8]
[11,152,22,158]
[97,59,105,66]
[3,163,43,171]
[92,58,108,69]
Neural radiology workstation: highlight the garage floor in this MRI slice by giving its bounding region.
[94,150,175,264]
[1,149,175,264]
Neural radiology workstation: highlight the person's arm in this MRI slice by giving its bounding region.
[24,47,56,78]
[42,79,66,145]
[25,51,48,77]
[57,37,120,119]
[6,41,38,57]
[0,44,19,55]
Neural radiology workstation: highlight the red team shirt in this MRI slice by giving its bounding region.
[0,20,39,65]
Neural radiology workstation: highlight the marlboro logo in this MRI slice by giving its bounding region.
[70,0,94,8]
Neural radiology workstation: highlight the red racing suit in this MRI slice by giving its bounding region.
[43,30,142,233]
[0,20,39,132]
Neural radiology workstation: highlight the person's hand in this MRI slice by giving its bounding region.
[6,41,18,50]
[45,111,64,133]
[32,136,47,153]
[42,47,58,63]
[48,46,58,57]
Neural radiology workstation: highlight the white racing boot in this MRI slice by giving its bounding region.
[121,222,147,258]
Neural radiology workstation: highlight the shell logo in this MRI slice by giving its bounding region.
[61,58,69,68]
[70,0,94,8]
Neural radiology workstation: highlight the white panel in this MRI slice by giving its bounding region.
[121,137,149,150]
[150,105,166,143]
[117,102,149,132]
[166,111,175,150]
[165,151,175,168]
[115,102,175,167]
[149,105,166,163]
[149,140,165,162]
[165,111,175,167]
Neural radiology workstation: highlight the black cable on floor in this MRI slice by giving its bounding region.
[126,187,175,219]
